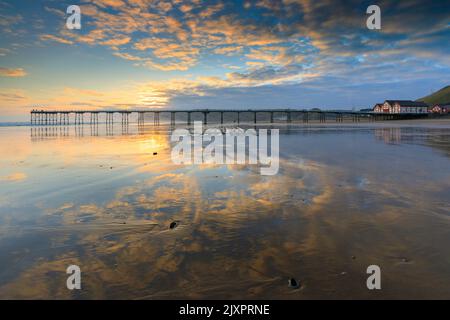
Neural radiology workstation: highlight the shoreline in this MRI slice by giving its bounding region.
[2,117,450,129]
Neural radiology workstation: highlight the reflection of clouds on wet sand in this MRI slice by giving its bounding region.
[0,152,335,298]
[0,172,27,182]
[1,124,450,299]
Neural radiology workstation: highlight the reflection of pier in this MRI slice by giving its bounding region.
[31,126,70,139]
[30,109,428,126]
[30,123,148,140]
[374,128,402,144]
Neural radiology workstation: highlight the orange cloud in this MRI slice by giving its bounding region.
[0,67,27,77]
[101,37,131,46]
[213,46,243,55]
[93,0,125,7]
[40,34,74,45]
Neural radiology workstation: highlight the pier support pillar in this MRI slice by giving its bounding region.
[303,112,309,123]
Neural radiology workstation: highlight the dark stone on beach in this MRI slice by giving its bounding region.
[153,152,158,155]
[288,278,300,289]
[169,221,178,229]
[110,166,113,169]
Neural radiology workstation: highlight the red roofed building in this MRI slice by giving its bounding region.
[430,103,450,114]
[373,103,383,113]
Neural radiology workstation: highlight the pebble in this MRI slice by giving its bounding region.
[169,221,178,229]
[288,278,300,289]
[153,152,158,155]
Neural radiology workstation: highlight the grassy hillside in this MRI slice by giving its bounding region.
[417,85,450,105]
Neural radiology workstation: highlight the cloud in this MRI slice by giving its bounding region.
[1,0,449,114]
[213,46,243,55]
[62,87,105,97]
[93,0,126,8]
[113,52,143,61]
[0,48,10,56]
[0,89,28,102]
[44,6,65,17]
[0,13,22,27]
[40,34,74,45]
[100,36,131,46]
[33,0,307,72]
[0,67,27,77]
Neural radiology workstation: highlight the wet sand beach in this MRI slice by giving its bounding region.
[0,119,449,299]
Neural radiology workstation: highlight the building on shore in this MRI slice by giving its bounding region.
[372,100,428,114]
[430,103,450,114]
[373,103,383,113]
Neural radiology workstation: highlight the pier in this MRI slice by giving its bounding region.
[30,109,428,126]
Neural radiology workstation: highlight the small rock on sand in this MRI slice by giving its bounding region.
[288,278,300,289]
[169,221,178,229]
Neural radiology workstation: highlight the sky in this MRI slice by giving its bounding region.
[0,0,449,121]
